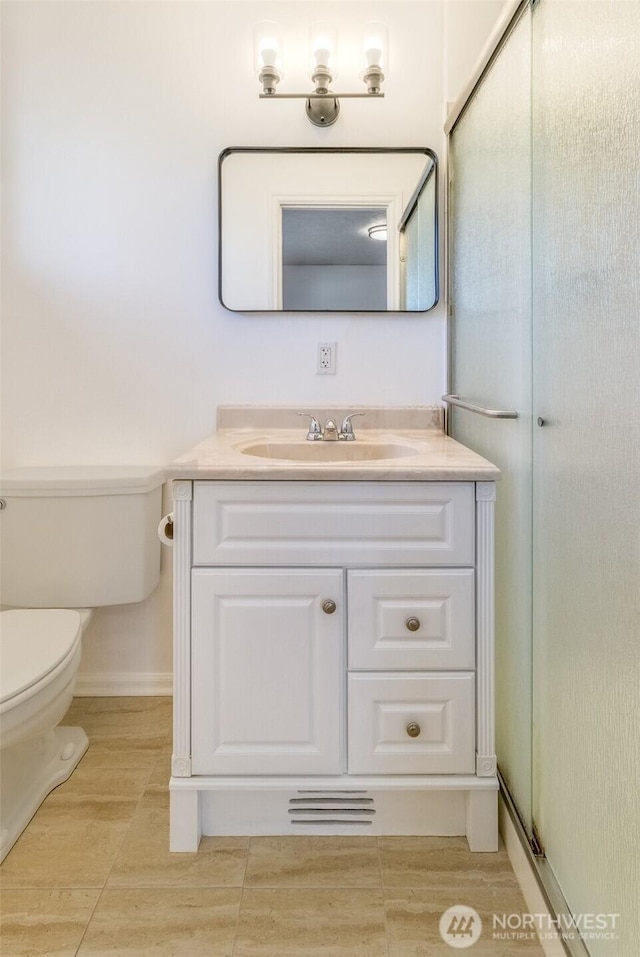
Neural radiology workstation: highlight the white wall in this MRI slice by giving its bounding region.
[444,0,509,105]
[0,1,503,690]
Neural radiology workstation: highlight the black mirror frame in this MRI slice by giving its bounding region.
[217,146,439,314]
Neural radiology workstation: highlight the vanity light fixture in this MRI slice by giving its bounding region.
[254,20,388,127]
[367,224,388,241]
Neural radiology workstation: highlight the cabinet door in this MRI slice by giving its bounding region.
[191,568,343,775]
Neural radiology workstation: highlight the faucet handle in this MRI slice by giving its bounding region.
[297,412,322,441]
[340,411,366,440]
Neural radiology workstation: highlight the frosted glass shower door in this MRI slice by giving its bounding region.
[531,1,640,949]
[448,9,533,830]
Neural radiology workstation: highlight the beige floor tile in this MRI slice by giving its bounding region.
[107,808,248,887]
[61,697,95,721]
[234,887,387,957]
[29,767,152,830]
[0,887,99,957]
[77,698,172,748]
[111,721,167,814]
[134,783,170,814]
[147,751,172,788]
[60,697,171,770]
[27,795,140,827]
[76,887,241,956]
[139,753,171,813]
[384,886,544,956]
[51,766,152,801]
[0,817,131,888]
[378,836,518,891]
[6,767,144,833]
[75,744,164,770]
[245,836,382,888]
[486,885,546,953]
[83,696,172,718]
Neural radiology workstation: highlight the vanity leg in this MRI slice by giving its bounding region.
[465,789,499,851]
[170,787,201,851]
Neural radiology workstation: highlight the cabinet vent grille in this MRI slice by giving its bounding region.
[289,791,375,826]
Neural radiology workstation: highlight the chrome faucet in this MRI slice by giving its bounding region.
[298,411,366,441]
[297,412,322,440]
[339,412,365,440]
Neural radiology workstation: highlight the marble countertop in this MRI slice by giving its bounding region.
[169,428,500,482]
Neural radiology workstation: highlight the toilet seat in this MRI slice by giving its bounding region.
[0,609,82,705]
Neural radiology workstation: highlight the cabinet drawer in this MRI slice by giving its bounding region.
[192,481,475,567]
[348,569,475,670]
[348,673,475,775]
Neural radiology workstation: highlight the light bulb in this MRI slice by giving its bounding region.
[309,22,337,82]
[313,41,332,69]
[361,21,388,87]
[259,38,279,70]
[253,21,283,92]
[364,36,383,68]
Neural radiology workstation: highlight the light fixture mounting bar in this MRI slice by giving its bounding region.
[259,92,384,99]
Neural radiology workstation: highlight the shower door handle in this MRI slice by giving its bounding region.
[441,394,518,419]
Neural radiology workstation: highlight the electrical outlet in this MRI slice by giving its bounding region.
[317,341,337,375]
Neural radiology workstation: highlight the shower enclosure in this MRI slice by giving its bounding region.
[446,2,639,955]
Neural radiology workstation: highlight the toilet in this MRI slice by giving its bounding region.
[0,466,164,863]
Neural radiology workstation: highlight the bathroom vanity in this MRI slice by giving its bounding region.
[167,407,499,852]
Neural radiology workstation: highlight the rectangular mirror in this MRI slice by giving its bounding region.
[218,148,439,313]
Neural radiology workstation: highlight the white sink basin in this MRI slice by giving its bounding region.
[237,441,421,462]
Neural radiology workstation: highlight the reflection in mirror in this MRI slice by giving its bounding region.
[218,148,438,313]
[282,207,388,310]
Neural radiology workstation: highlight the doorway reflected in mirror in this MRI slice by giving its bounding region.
[282,207,387,311]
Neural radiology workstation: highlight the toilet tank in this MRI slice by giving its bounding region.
[0,466,165,608]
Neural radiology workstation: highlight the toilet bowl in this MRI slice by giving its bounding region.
[0,609,90,862]
[0,465,164,863]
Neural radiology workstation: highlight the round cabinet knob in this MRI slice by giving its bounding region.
[405,617,421,632]
[406,721,421,738]
[322,599,337,615]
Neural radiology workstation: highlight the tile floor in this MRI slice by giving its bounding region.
[0,697,544,956]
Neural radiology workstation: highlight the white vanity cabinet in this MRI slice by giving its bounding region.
[170,479,498,853]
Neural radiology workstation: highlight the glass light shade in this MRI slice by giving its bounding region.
[368,224,387,241]
[362,21,389,75]
[253,21,283,79]
[309,22,338,79]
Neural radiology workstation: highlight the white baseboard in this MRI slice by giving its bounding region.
[499,794,567,957]
[74,672,172,696]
